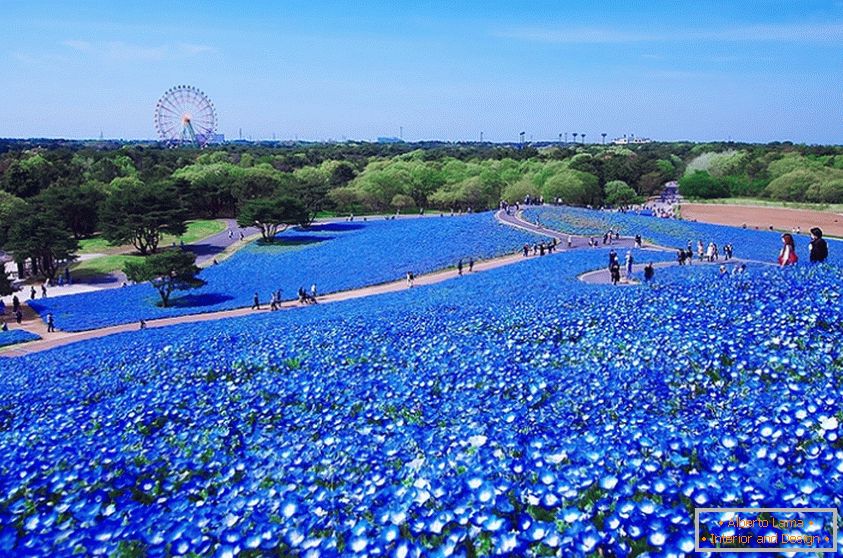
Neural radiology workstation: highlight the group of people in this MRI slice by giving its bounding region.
[608,249,639,285]
[676,240,736,265]
[0,295,24,329]
[522,240,558,257]
[248,284,319,311]
[457,258,475,275]
[779,227,828,267]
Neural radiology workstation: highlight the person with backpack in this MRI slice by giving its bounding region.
[778,233,798,267]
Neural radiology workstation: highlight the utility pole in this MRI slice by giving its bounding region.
[519,131,525,146]
[558,133,562,145]
[480,131,484,142]
[564,132,568,144]
[400,126,403,141]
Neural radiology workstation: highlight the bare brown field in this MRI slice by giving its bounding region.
[681,204,843,237]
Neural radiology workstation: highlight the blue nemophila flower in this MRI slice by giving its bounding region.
[2,233,842,555]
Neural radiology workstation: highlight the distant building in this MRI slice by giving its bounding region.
[612,135,652,145]
[208,133,225,144]
[377,136,403,144]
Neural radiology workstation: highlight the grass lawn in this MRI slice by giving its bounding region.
[160,219,227,246]
[73,220,227,277]
[686,198,843,212]
[70,255,143,280]
[79,220,227,255]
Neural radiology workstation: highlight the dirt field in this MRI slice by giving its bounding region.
[681,204,843,238]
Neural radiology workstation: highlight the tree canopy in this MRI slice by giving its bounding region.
[6,207,78,279]
[124,249,205,307]
[236,195,309,242]
[99,180,188,255]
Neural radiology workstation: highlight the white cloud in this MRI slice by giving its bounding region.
[495,22,843,44]
[60,40,216,61]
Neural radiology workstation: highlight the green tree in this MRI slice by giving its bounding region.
[237,195,309,242]
[328,187,359,212]
[231,167,281,206]
[0,191,28,247]
[330,162,357,187]
[501,177,539,204]
[35,183,104,239]
[764,169,818,201]
[390,194,415,211]
[124,250,205,308]
[2,154,56,198]
[171,162,242,217]
[290,166,332,223]
[7,208,78,279]
[604,180,641,207]
[542,170,600,206]
[100,181,188,255]
[807,179,843,203]
[678,171,728,199]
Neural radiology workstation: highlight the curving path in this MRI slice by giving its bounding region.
[1,208,768,357]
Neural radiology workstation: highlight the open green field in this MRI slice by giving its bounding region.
[70,254,143,280]
[72,220,227,278]
[686,197,843,212]
[77,220,227,255]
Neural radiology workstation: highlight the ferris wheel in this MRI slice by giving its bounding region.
[153,85,217,147]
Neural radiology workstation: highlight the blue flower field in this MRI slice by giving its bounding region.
[29,213,540,331]
[2,236,842,555]
[524,206,843,266]
[0,329,40,349]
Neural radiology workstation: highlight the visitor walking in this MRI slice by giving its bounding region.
[608,249,618,269]
[46,313,55,333]
[30,286,36,300]
[778,233,798,267]
[1,321,7,332]
[625,251,634,279]
[310,284,317,299]
[252,292,260,310]
[457,259,463,276]
[41,284,47,298]
[15,309,22,325]
[809,227,828,263]
[567,235,572,248]
[523,244,529,257]
[139,319,146,330]
[610,261,621,285]
[12,295,20,314]
[706,242,715,262]
[469,257,474,272]
[644,262,655,283]
[406,271,414,288]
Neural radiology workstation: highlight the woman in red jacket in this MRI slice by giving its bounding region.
[778,233,798,267]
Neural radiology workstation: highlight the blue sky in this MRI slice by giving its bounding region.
[1,1,841,143]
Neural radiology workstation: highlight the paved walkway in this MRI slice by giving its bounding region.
[0,208,768,357]
[186,219,260,267]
